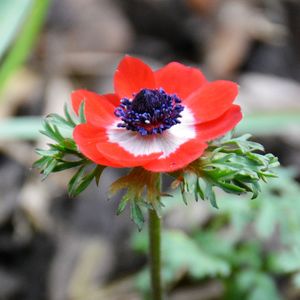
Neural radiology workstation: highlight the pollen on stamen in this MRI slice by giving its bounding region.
[114,88,184,136]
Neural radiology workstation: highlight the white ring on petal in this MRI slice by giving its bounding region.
[107,106,196,158]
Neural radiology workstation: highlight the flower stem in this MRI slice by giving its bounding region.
[149,208,163,300]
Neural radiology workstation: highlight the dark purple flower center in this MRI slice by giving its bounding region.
[114,88,184,136]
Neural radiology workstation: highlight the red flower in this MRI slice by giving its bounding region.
[72,56,242,172]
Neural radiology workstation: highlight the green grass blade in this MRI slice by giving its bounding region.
[0,0,33,60]
[0,0,50,95]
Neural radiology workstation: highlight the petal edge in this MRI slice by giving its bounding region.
[196,105,242,141]
[185,80,239,123]
[155,62,207,100]
[114,55,155,98]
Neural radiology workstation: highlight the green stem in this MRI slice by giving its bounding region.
[148,174,163,300]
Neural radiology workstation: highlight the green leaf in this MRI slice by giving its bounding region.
[64,103,77,127]
[32,155,51,169]
[232,180,253,193]
[42,158,58,179]
[250,181,261,199]
[40,121,65,143]
[215,134,265,154]
[78,101,86,123]
[195,178,205,201]
[266,154,280,168]
[68,166,86,197]
[72,172,95,197]
[190,133,279,208]
[205,182,218,208]
[203,165,238,181]
[47,113,74,129]
[52,160,86,172]
[50,142,79,154]
[68,167,101,197]
[181,191,188,205]
[151,199,165,218]
[130,201,145,231]
[35,148,60,157]
[33,99,101,198]
[217,181,246,194]
[117,196,130,215]
[246,152,269,166]
[93,165,105,186]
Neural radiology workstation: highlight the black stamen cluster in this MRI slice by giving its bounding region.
[114,88,184,136]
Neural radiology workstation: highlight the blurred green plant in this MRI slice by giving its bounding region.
[236,112,300,136]
[0,116,41,139]
[0,0,50,95]
[0,0,32,60]
[133,230,231,292]
[132,168,300,299]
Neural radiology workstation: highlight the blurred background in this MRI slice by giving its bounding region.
[0,0,300,299]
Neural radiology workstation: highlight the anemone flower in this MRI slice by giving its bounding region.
[72,55,242,173]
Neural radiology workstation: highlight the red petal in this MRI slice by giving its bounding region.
[184,80,239,123]
[196,105,242,141]
[143,139,207,172]
[155,62,207,99]
[73,124,122,167]
[103,93,121,107]
[84,92,117,128]
[114,55,155,98]
[96,141,162,168]
[71,90,119,116]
